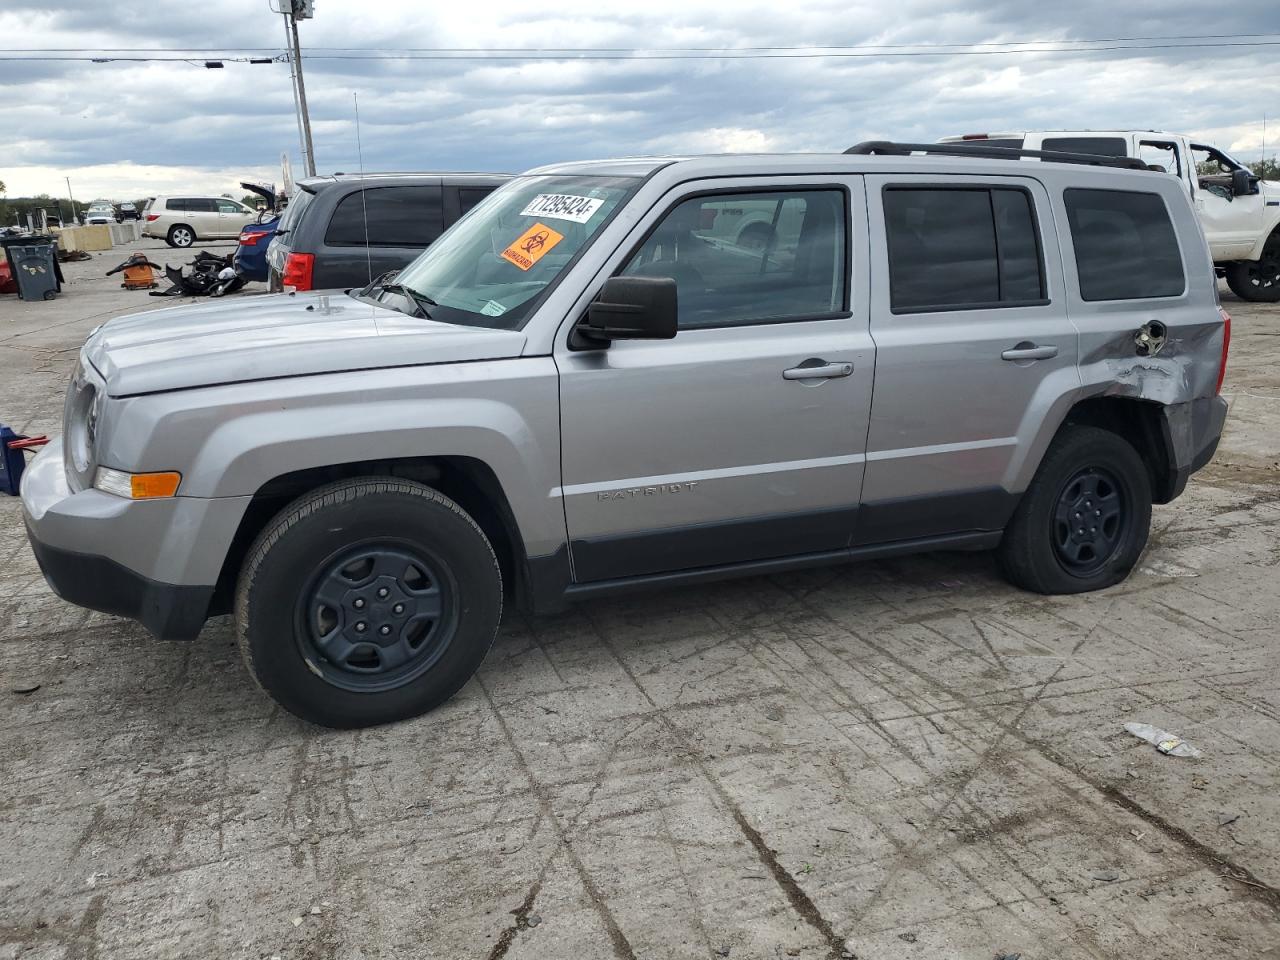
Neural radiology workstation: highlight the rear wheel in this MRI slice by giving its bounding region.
[167,224,195,248]
[1225,235,1280,302]
[236,478,502,727]
[998,425,1152,594]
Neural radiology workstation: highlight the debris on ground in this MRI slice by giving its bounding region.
[56,249,91,263]
[1124,722,1203,758]
[1217,812,1241,827]
[11,681,41,694]
[898,932,918,943]
[993,953,1023,960]
[1090,869,1120,882]
[151,251,246,298]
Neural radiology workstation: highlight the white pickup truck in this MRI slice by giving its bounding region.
[939,130,1280,302]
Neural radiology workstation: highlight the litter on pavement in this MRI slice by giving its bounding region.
[1124,722,1203,758]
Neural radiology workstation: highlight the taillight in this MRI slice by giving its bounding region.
[238,232,260,246]
[1216,307,1231,395]
[145,214,159,222]
[281,252,314,291]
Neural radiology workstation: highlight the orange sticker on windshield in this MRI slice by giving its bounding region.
[501,222,563,271]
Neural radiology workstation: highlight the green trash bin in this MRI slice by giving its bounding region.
[1,235,62,301]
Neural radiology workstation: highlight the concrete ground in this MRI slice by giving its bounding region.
[1,239,1278,960]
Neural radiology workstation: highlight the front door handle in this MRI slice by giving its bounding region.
[783,361,854,381]
[1001,343,1058,361]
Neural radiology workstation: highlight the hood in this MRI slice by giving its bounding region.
[86,291,528,397]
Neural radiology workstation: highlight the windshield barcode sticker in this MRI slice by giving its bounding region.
[519,194,605,224]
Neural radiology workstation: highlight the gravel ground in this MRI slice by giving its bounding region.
[1,238,1278,960]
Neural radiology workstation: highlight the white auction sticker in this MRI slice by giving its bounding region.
[519,194,605,224]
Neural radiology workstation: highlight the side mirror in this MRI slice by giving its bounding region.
[576,276,678,346]
[1231,168,1254,197]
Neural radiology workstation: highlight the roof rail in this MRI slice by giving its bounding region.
[844,140,1152,171]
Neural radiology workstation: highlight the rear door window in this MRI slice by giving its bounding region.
[883,186,1046,312]
[458,187,494,216]
[187,198,217,213]
[326,186,445,247]
[1064,189,1185,301]
[1041,136,1128,157]
[166,199,189,212]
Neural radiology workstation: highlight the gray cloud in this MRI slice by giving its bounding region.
[2,0,1278,198]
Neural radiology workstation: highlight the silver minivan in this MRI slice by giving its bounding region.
[22,143,1229,727]
[142,195,258,247]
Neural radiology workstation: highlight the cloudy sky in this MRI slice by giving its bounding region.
[1,0,1278,201]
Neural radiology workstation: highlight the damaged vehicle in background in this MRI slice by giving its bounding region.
[266,172,508,291]
[20,143,1228,728]
[233,181,284,284]
[940,130,1280,302]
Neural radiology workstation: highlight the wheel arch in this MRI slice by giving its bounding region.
[1057,396,1180,503]
[210,456,530,617]
[1245,218,1280,262]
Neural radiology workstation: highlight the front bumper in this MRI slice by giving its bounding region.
[20,437,250,640]
[26,533,214,640]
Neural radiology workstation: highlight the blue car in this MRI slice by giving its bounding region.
[232,181,281,283]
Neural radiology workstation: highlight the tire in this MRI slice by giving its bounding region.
[997,425,1152,595]
[167,224,195,248]
[236,478,502,728]
[1224,253,1280,303]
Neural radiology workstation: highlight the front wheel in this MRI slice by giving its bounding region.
[236,478,503,727]
[167,224,195,248]
[997,425,1152,594]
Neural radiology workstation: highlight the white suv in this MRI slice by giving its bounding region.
[939,130,1280,302]
[142,196,258,248]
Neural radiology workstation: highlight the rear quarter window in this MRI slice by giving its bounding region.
[1064,188,1185,301]
[1042,137,1128,157]
[326,186,445,247]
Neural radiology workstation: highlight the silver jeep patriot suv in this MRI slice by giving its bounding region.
[21,142,1229,727]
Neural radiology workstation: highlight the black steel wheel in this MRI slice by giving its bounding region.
[1051,466,1125,576]
[296,542,458,693]
[998,425,1151,594]
[237,478,502,727]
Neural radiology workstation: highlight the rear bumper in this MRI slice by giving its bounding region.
[1161,396,1228,502]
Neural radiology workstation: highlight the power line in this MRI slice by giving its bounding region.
[4,32,1279,53]
[5,39,1280,63]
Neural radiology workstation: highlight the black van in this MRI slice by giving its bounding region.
[266,173,509,291]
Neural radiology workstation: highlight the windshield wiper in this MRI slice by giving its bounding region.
[379,282,437,319]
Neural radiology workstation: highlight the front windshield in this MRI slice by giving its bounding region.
[391,174,640,329]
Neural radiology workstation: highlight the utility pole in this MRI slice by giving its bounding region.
[286,0,316,176]
[65,177,77,226]
[281,11,308,176]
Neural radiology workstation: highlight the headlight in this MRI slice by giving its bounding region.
[63,361,102,488]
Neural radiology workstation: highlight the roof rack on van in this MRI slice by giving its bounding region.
[844,140,1152,171]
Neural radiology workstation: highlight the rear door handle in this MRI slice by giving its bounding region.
[1001,343,1058,361]
[783,361,854,381]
